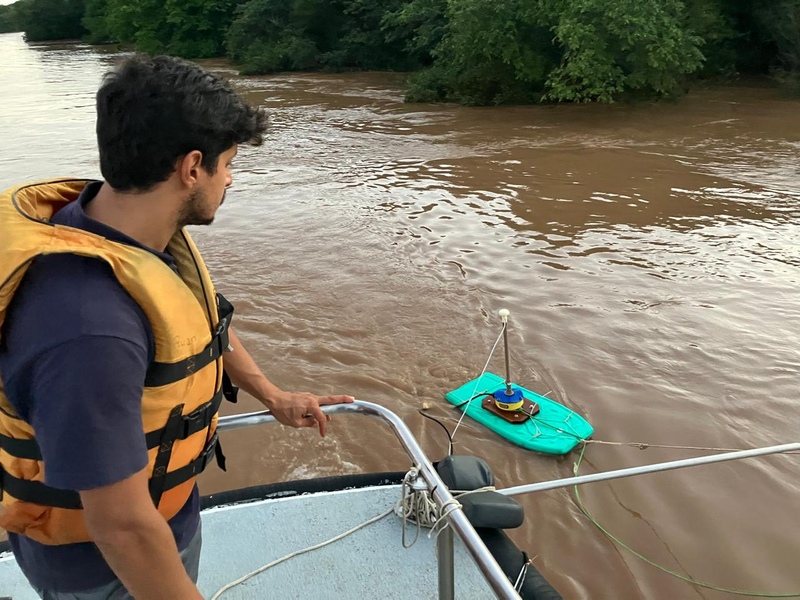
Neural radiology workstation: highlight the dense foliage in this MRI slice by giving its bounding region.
[0,4,20,33]
[1,0,86,40]
[80,0,239,56]
[756,0,800,90]
[1,0,799,103]
[226,0,415,73]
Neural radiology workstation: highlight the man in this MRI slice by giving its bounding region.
[0,55,353,599]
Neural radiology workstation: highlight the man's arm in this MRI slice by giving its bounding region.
[80,467,203,600]
[223,328,354,436]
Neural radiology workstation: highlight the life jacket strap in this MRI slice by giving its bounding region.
[148,411,224,507]
[0,434,220,510]
[143,293,235,388]
[159,431,221,490]
[144,389,224,449]
[148,404,186,507]
[214,436,227,472]
[222,370,238,404]
[0,465,82,509]
[0,433,41,461]
[1,386,226,464]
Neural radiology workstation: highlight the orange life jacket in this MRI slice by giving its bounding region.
[0,179,236,545]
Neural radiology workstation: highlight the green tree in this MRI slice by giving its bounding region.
[0,3,21,33]
[226,0,317,72]
[14,0,87,42]
[381,0,447,67]
[82,0,113,44]
[165,0,240,58]
[329,0,412,70]
[104,0,170,52]
[542,0,705,102]
[406,0,557,104]
[755,0,800,89]
[227,0,413,75]
[0,4,22,33]
[3,0,793,105]
[402,0,707,105]
[100,0,237,57]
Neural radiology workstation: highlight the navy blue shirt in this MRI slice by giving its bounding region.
[0,182,199,592]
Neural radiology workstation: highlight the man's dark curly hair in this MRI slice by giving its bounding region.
[96,55,268,192]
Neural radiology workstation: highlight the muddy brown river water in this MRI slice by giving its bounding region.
[1,32,799,599]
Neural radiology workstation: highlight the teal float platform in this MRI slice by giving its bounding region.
[445,372,593,455]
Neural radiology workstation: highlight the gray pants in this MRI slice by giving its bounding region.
[34,525,202,600]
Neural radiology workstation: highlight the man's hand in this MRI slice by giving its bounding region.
[223,327,355,437]
[265,391,354,436]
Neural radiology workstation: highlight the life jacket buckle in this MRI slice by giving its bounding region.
[182,407,209,438]
[196,432,219,474]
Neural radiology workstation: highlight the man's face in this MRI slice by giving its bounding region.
[179,145,237,227]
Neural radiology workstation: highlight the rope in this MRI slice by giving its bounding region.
[211,469,489,598]
[572,443,800,598]
[513,556,535,593]
[451,322,506,441]
[396,468,497,547]
[210,506,395,599]
[397,468,436,548]
[428,497,464,540]
[436,402,800,457]
[209,401,799,598]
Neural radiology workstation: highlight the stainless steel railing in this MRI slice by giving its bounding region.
[496,442,800,497]
[217,401,522,600]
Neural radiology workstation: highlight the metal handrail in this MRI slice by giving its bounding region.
[497,442,800,497]
[217,401,522,600]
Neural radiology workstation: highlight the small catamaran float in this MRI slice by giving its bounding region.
[1,311,798,599]
[445,309,593,455]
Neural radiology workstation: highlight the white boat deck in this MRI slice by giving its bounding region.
[1,485,495,599]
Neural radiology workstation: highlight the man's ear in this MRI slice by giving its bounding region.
[176,150,204,188]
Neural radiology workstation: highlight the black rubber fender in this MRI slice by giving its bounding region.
[477,528,563,600]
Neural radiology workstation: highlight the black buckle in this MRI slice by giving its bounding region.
[144,390,223,450]
[181,404,211,438]
[222,371,238,404]
[216,293,234,352]
[194,432,219,476]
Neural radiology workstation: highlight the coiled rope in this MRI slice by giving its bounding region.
[396,467,499,547]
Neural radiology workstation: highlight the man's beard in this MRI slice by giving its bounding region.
[177,189,223,228]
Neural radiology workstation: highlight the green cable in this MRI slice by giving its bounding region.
[572,444,800,598]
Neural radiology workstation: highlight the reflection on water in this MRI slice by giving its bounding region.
[2,32,799,599]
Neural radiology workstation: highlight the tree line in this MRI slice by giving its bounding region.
[1,0,798,104]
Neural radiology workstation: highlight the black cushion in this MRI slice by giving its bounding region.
[437,455,494,490]
[460,491,525,529]
[437,455,524,530]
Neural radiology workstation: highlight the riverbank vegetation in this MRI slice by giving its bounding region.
[1,0,799,103]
